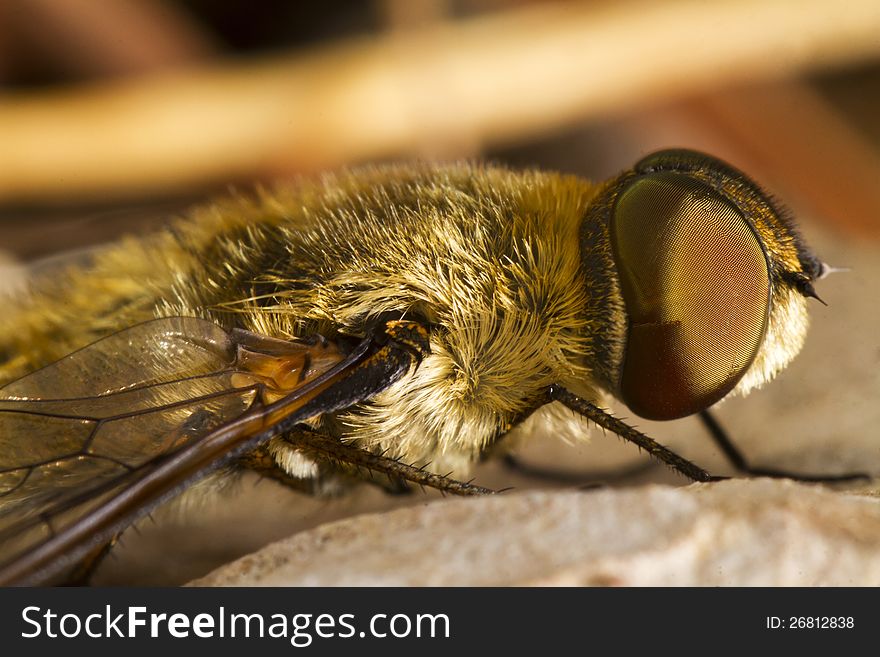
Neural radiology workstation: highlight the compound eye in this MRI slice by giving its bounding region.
[610,172,770,420]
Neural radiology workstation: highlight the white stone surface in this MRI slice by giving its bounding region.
[191,479,880,586]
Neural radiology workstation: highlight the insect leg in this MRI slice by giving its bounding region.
[484,400,656,485]
[239,440,413,496]
[698,409,869,482]
[277,430,496,496]
[238,444,325,495]
[548,385,720,482]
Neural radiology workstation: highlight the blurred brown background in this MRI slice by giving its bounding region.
[1,0,879,584]
[2,0,880,250]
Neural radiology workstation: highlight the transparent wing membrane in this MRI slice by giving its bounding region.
[0,316,360,584]
[0,316,237,400]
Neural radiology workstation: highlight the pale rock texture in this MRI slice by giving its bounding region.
[191,479,880,586]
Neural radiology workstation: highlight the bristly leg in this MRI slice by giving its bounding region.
[698,409,869,483]
[486,390,690,485]
[548,385,721,482]
[263,430,496,496]
[239,443,332,495]
[240,440,414,496]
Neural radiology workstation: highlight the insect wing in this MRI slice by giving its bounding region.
[0,316,351,584]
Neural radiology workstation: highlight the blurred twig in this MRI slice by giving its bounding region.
[1,0,880,201]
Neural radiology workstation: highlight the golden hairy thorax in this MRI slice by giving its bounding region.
[0,164,611,474]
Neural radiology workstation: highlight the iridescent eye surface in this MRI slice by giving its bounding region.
[610,172,770,420]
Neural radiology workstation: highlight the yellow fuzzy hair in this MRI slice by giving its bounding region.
[0,159,814,479]
[0,164,604,476]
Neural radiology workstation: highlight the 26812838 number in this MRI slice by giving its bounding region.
[766,617,855,629]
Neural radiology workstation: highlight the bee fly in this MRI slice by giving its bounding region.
[0,149,864,585]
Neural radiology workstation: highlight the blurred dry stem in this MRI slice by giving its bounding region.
[2,0,880,202]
